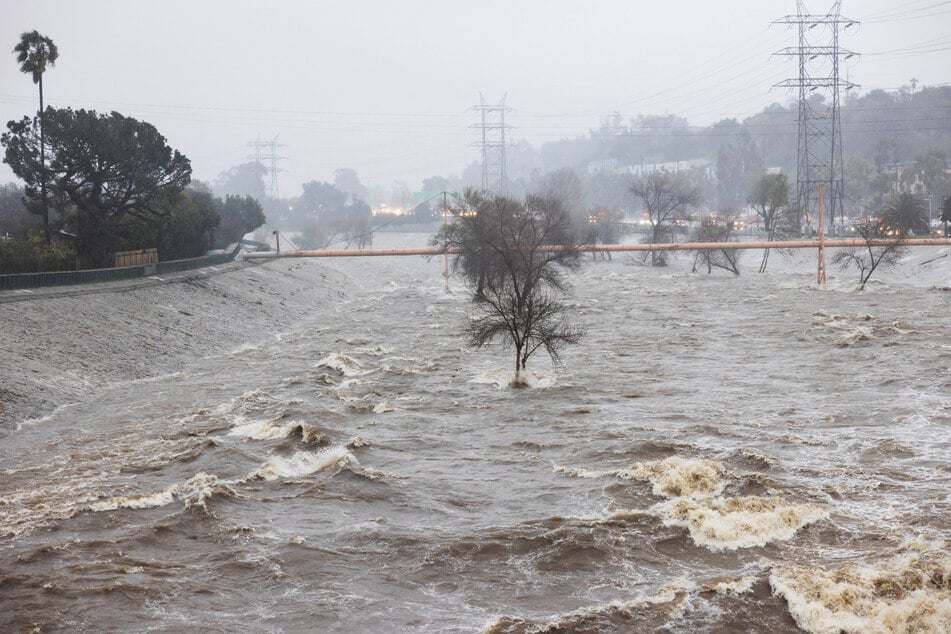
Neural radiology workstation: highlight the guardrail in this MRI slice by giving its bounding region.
[0,243,242,291]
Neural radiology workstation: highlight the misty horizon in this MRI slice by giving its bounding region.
[2,1,949,196]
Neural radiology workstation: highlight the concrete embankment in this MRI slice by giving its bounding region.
[0,259,346,433]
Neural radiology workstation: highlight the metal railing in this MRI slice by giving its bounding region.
[0,243,242,291]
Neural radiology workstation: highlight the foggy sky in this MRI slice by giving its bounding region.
[2,0,948,196]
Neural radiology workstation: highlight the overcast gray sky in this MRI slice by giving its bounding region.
[2,1,949,195]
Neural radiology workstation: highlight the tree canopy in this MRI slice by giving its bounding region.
[2,107,192,267]
[291,180,371,249]
[213,194,266,249]
[689,216,741,275]
[832,193,925,289]
[436,190,585,384]
[13,30,58,86]
[630,170,702,265]
[215,162,267,200]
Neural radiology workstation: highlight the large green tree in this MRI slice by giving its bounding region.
[215,162,267,200]
[213,194,265,248]
[333,168,367,200]
[119,189,219,260]
[13,30,59,244]
[296,180,348,222]
[882,192,928,235]
[293,180,371,248]
[914,149,950,203]
[2,108,191,268]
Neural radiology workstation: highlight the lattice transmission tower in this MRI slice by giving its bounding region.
[774,1,858,229]
[470,94,511,193]
[247,134,285,199]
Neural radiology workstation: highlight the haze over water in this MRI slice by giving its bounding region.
[1,235,949,632]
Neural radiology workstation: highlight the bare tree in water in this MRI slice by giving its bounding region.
[690,216,741,275]
[748,173,796,273]
[435,190,585,385]
[630,171,701,266]
[832,193,925,289]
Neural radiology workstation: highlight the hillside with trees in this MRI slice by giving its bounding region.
[457,84,951,222]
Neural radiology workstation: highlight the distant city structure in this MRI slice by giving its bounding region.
[587,157,713,179]
[470,94,511,194]
[247,134,285,199]
[774,0,859,229]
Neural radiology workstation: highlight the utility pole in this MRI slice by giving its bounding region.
[774,1,858,233]
[928,193,933,232]
[443,190,450,291]
[246,134,286,199]
[470,94,511,194]
[817,183,826,286]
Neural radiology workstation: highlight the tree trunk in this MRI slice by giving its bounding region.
[651,226,660,266]
[759,226,776,274]
[38,76,50,246]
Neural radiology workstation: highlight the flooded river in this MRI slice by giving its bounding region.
[2,236,949,632]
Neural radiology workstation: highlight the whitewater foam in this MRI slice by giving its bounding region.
[316,353,366,376]
[654,495,829,551]
[616,456,728,499]
[250,446,356,480]
[483,578,693,633]
[228,419,325,443]
[553,463,609,479]
[770,541,951,634]
[702,575,757,595]
[90,472,234,511]
[470,368,557,389]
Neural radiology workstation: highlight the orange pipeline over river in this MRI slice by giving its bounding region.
[243,238,951,259]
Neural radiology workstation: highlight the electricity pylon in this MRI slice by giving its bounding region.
[247,134,285,199]
[774,1,858,230]
[470,94,511,194]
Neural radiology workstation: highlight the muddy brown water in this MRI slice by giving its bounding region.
[2,236,949,632]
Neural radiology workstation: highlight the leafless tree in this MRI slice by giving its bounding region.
[436,191,585,385]
[630,171,701,266]
[748,173,796,273]
[832,194,924,289]
[689,216,741,275]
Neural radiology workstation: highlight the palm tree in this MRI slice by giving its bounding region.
[13,30,59,244]
[882,192,928,236]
